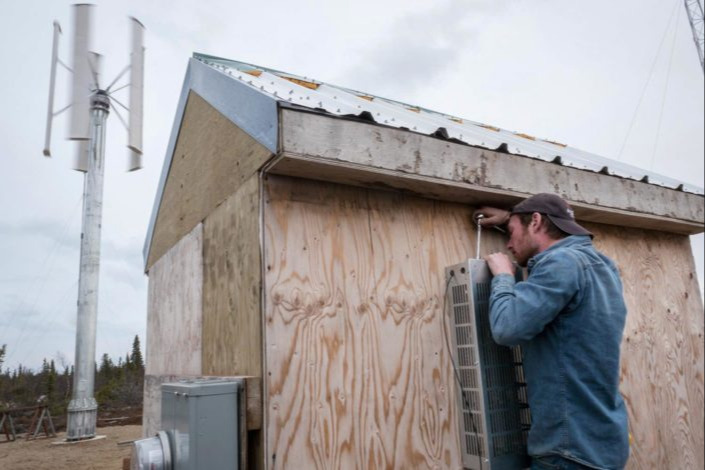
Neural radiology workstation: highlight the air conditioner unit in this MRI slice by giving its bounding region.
[445,259,530,470]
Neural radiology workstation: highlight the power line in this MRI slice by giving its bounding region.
[11,279,78,371]
[0,194,83,344]
[651,4,682,169]
[616,0,681,161]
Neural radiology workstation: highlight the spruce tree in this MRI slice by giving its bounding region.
[131,335,144,371]
[99,353,113,380]
[46,360,56,405]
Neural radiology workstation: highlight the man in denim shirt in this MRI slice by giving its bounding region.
[476,194,629,470]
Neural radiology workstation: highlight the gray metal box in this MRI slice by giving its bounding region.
[161,379,242,470]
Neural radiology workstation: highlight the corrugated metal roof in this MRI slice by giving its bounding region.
[194,53,704,195]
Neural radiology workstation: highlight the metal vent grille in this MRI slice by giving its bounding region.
[446,259,530,469]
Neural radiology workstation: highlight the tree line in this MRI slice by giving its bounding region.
[0,335,144,429]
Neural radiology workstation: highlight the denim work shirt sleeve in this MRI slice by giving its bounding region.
[488,252,581,346]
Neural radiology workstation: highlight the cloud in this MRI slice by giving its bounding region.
[338,0,521,100]
[0,218,80,253]
[0,297,42,326]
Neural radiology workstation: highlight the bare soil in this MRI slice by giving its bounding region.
[0,424,141,470]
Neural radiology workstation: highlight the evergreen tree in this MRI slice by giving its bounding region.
[131,335,144,371]
[62,366,71,400]
[99,353,113,380]
[0,344,6,370]
[46,359,56,404]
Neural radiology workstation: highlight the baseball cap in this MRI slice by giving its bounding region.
[511,193,592,237]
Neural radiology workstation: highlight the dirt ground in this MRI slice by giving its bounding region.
[0,425,141,470]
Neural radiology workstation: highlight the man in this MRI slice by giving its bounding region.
[475,193,629,470]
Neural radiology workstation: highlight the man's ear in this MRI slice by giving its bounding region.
[530,212,543,233]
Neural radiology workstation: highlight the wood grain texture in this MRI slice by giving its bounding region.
[202,174,262,377]
[146,91,272,270]
[263,175,506,469]
[588,224,704,470]
[145,223,203,377]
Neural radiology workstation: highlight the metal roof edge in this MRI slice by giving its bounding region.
[142,57,279,270]
[188,57,278,152]
[143,62,193,271]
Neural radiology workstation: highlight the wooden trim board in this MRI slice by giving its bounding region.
[275,109,703,235]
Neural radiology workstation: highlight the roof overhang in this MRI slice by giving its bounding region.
[269,107,704,235]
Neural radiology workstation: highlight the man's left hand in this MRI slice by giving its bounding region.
[484,252,515,276]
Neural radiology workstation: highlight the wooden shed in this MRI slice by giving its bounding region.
[142,53,704,469]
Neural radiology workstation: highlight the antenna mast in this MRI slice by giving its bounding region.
[43,4,145,441]
[684,0,705,72]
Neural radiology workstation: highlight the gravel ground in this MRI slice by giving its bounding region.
[0,425,141,470]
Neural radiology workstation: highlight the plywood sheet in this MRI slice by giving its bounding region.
[263,175,506,469]
[146,223,203,377]
[202,175,262,377]
[263,176,703,469]
[589,224,704,470]
[146,91,272,270]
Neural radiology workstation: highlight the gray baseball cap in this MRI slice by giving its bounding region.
[511,193,592,237]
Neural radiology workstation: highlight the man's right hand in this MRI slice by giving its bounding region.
[484,252,515,276]
[473,206,510,227]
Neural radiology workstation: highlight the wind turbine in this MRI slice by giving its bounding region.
[43,3,145,441]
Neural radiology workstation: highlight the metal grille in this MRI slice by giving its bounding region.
[452,282,485,458]
[446,260,530,469]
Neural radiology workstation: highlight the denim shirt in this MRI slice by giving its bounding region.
[490,235,629,470]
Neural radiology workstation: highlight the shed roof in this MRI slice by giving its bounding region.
[144,53,704,267]
[195,53,703,196]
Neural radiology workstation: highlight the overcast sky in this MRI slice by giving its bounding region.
[1,0,703,372]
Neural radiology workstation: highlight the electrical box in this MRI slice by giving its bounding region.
[445,259,530,470]
[132,378,242,470]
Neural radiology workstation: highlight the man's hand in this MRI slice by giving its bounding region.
[484,252,515,276]
[473,206,510,227]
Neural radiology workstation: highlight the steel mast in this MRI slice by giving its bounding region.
[66,90,109,440]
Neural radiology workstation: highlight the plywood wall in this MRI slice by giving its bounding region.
[263,175,703,470]
[146,223,204,376]
[144,223,204,436]
[263,175,507,469]
[588,223,704,470]
[202,174,262,377]
[200,174,264,470]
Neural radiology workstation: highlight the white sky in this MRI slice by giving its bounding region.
[1,0,703,372]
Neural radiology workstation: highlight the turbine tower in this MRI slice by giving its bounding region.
[43,4,145,441]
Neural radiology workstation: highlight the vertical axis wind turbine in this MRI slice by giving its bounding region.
[43,4,145,441]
